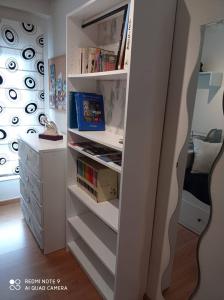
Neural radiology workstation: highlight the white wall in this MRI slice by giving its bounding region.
[0,0,51,17]
[0,178,20,201]
[191,25,224,135]
[47,0,88,133]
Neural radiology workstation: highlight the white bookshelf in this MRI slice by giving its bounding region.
[68,129,123,152]
[68,184,119,232]
[68,212,117,274]
[68,143,121,173]
[66,0,177,299]
[68,239,114,300]
[68,70,127,80]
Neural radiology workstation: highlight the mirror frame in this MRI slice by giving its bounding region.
[146,1,224,299]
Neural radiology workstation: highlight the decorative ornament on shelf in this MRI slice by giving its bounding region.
[39,116,63,141]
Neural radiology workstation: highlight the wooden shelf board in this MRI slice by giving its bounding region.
[68,184,119,232]
[68,128,123,152]
[68,239,114,300]
[68,70,127,80]
[68,144,122,173]
[68,212,117,275]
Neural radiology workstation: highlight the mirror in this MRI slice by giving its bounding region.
[164,18,224,300]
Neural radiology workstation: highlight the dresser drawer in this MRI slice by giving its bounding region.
[19,161,43,205]
[18,140,40,178]
[21,199,43,250]
[20,179,43,227]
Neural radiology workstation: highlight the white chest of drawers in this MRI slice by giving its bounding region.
[18,135,66,254]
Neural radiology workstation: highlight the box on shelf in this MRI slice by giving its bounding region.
[77,157,118,202]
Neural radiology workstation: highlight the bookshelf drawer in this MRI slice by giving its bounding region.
[19,140,40,178]
[20,179,43,227]
[21,198,44,250]
[19,161,43,205]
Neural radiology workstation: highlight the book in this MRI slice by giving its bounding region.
[79,48,116,73]
[116,4,130,70]
[69,141,116,156]
[124,3,133,70]
[101,53,117,72]
[69,92,78,129]
[77,157,118,202]
[82,48,89,73]
[71,92,105,131]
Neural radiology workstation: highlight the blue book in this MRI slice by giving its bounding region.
[70,92,105,131]
[69,92,78,129]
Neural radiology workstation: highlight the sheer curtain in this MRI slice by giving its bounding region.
[0,18,46,177]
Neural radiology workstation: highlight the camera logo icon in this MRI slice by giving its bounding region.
[9,279,21,291]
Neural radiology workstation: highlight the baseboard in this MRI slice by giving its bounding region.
[0,197,20,206]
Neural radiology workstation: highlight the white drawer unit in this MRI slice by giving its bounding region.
[18,135,66,254]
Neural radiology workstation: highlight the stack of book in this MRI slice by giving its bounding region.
[69,141,122,167]
[77,157,118,202]
[80,48,117,73]
[77,3,132,73]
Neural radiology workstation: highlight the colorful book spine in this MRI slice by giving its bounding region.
[79,48,116,73]
[82,48,89,73]
[77,159,97,188]
[124,3,133,70]
[117,4,130,70]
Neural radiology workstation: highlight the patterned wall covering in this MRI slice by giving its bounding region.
[0,18,46,177]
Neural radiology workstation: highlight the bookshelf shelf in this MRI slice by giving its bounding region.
[68,128,123,152]
[68,143,122,173]
[68,212,117,275]
[68,239,114,300]
[68,70,127,80]
[68,184,119,232]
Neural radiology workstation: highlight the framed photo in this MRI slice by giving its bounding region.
[48,55,66,110]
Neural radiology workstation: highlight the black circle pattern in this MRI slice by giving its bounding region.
[8,89,18,100]
[38,113,46,126]
[12,116,19,125]
[24,77,36,89]
[1,26,19,46]
[0,157,6,165]
[0,75,3,85]
[22,47,35,60]
[39,91,44,101]
[27,128,37,134]
[22,23,36,34]
[0,129,7,140]
[36,35,44,47]
[11,141,18,152]
[6,58,18,72]
[0,106,3,114]
[14,166,19,174]
[36,61,44,75]
[25,103,37,114]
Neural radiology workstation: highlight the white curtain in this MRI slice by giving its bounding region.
[0,18,46,176]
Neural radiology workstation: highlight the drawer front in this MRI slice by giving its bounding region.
[21,199,43,250]
[20,179,43,227]
[18,140,40,178]
[19,161,43,205]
